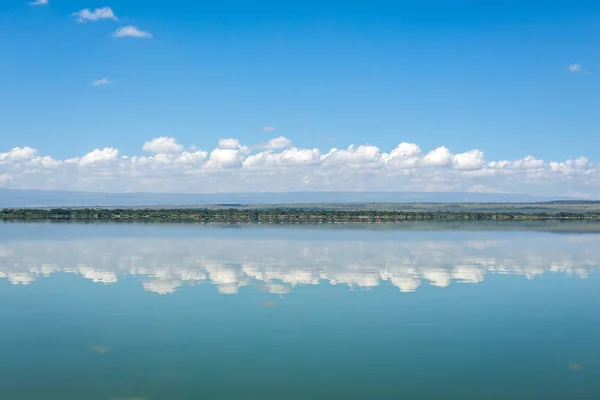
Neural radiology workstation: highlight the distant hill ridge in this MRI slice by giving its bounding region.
[0,188,579,208]
[545,200,600,204]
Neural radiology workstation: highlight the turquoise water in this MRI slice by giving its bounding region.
[1,222,600,399]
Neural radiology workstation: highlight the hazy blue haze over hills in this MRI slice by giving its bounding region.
[0,188,576,208]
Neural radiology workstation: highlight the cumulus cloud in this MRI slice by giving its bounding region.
[92,77,113,86]
[218,138,241,149]
[73,7,118,23]
[78,148,119,167]
[202,138,250,169]
[29,0,48,5]
[488,155,544,170]
[1,137,598,196]
[423,146,453,167]
[205,148,249,169]
[382,142,421,167]
[390,142,421,158]
[142,137,184,154]
[113,26,152,38]
[322,145,382,169]
[243,147,321,169]
[574,157,589,168]
[453,150,485,170]
[0,147,37,162]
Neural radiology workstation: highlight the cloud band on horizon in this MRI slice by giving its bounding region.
[0,137,597,197]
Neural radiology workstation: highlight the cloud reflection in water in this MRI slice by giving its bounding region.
[0,232,598,294]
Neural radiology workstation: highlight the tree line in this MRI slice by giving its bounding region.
[1,208,600,223]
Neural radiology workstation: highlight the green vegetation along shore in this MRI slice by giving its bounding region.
[2,207,600,223]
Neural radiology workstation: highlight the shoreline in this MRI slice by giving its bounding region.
[2,208,600,223]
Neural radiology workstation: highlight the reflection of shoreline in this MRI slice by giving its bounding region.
[4,220,600,235]
[1,231,598,294]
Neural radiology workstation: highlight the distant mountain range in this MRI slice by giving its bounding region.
[0,188,581,208]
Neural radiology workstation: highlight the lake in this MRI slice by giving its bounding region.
[1,222,600,399]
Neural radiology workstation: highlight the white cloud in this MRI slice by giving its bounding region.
[488,155,544,170]
[389,142,421,158]
[383,142,421,167]
[79,148,119,167]
[218,138,241,149]
[113,26,152,38]
[423,146,453,167]
[205,147,249,169]
[0,146,37,162]
[322,145,382,169]
[1,138,599,196]
[91,77,113,86]
[73,7,117,23]
[262,126,276,132]
[201,138,251,169]
[550,157,591,173]
[243,147,321,169]
[142,137,184,154]
[257,136,293,150]
[568,64,581,73]
[29,0,48,5]
[573,156,589,169]
[453,150,485,170]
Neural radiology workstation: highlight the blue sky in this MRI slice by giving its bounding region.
[0,0,599,195]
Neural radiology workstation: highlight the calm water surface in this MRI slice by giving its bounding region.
[1,222,600,399]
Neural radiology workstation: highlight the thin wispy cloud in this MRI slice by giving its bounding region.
[29,0,48,5]
[262,126,276,132]
[255,136,293,150]
[113,26,152,38]
[92,78,114,86]
[568,64,593,75]
[73,7,118,23]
